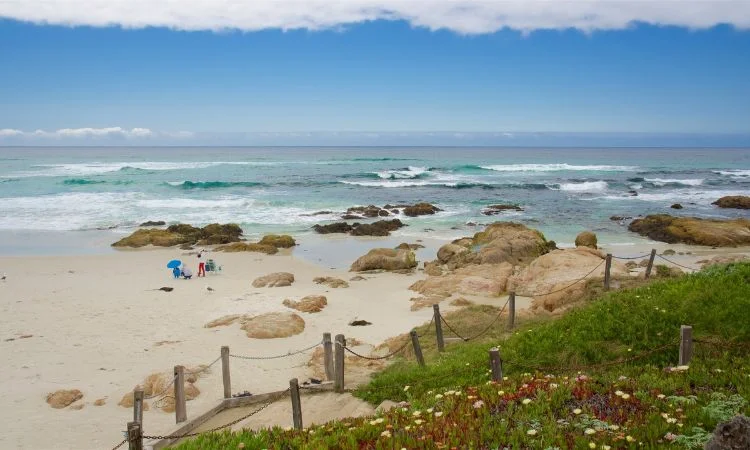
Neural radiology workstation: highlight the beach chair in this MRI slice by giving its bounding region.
[206,259,222,273]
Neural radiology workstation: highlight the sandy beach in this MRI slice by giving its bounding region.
[1,231,749,450]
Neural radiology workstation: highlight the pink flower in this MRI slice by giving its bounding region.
[472,400,485,409]
[665,433,678,442]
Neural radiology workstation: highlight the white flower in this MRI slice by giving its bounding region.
[621,393,631,400]
[426,408,434,413]
[657,394,666,399]
[573,408,582,415]
[527,429,538,436]
[412,410,421,417]
[403,385,411,392]
[615,390,624,397]
[522,398,531,405]
[380,430,391,438]
[589,444,597,449]
[584,428,596,435]
[550,383,559,389]
[434,411,443,417]
[667,418,677,424]
[435,394,443,400]
[414,419,424,425]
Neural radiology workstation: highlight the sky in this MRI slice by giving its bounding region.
[1,1,750,146]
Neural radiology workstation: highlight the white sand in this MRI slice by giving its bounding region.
[0,248,434,450]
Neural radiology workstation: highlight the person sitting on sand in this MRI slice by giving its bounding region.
[181,266,193,280]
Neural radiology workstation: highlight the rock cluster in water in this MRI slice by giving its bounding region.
[112,223,243,248]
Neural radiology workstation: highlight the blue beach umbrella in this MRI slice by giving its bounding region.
[167,259,182,269]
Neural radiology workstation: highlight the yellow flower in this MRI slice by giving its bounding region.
[426,408,434,413]
[621,394,631,400]
[522,399,532,405]
[497,390,505,396]
[403,385,411,392]
[589,443,597,449]
[602,446,611,450]
[404,426,411,431]
[527,429,538,436]
[573,408,582,415]
[626,436,636,442]
[435,394,443,399]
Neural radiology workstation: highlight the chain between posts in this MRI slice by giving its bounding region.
[440,296,510,342]
[141,389,290,441]
[229,341,322,360]
[612,253,652,260]
[656,254,700,271]
[110,438,127,450]
[342,339,411,360]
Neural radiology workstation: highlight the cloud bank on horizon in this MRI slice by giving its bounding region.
[0,127,193,139]
[1,0,749,34]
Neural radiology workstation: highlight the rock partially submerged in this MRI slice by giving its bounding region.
[350,248,417,272]
[628,214,750,246]
[113,223,243,248]
[283,295,328,313]
[481,204,523,215]
[313,219,405,236]
[252,272,295,288]
[712,195,750,209]
[46,389,83,409]
[139,220,166,226]
[339,203,442,219]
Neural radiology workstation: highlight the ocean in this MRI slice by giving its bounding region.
[1,146,748,257]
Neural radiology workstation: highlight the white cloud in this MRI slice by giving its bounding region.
[0,1,748,34]
[0,127,191,139]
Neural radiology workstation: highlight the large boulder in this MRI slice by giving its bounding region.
[258,234,296,248]
[409,263,514,298]
[112,229,188,248]
[628,215,750,247]
[345,205,390,218]
[283,295,328,313]
[574,231,598,249]
[350,219,404,236]
[313,222,354,234]
[712,195,750,209]
[113,222,244,248]
[350,248,417,272]
[403,202,442,217]
[46,389,83,409]
[705,415,750,450]
[252,272,295,287]
[240,312,305,339]
[215,242,278,254]
[510,247,628,312]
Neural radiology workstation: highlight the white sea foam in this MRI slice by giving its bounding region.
[644,178,704,186]
[374,166,430,179]
[714,169,750,179]
[480,163,637,172]
[592,189,750,204]
[341,180,460,188]
[551,181,609,192]
[7,161,279,178]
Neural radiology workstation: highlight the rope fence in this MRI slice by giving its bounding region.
[229,340,323,361]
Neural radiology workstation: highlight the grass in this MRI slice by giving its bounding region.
[171,263,750,449]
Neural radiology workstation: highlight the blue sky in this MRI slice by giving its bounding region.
[1,1,749,146]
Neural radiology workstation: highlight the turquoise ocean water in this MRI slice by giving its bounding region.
[0,147,748,257]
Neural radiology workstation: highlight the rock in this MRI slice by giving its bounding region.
[574,231,598,249]
[403,202,442,217]
[628,215,750,246]
[482,204,524,215]
[610,215,632,221]
[113,222,243,248]
[376,400,400,413]
[638,259,650,268]
[205,314,242,328]
[437,243,471,265]
[473,222,554,266]
[396,242,425,250]
[139,220,166,226]
[46,389,83,409]
[313,222,354,234]
[69,403,85,410]
[705,415,750,450]
[409,296,444,311]
[450,297,474,307]
[628,190,638,196]
[350,248,417,272]
[662,249,676,256]
[625,261,638,269]
[510,247,628,312]
[215,242,278,254]
[350,219,404,236]
[655,264,684,278]
[313,276,349,288]
[345,205,389,218]
[349,275,366,281]
[410,263,514,298]
[712,195,750,209]
[112,229,189,248]
[423,261,443,276]
[670,203,683,209]
[258,234,296,248]
[698,255,748,268]
[240,312,306,339]
[303,211,333,216]
[349,319,372,326]
[93,398,106,406]
[252,272,295,288]
[283,295,328,313]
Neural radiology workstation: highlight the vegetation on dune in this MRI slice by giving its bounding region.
[170,263,750,450]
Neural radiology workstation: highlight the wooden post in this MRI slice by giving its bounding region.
[604,253,612,291]
[334,334,345,393]
[127,421,143,450]
[645,249,657,279]
[489,347,502,382]
[174,365,187,423]
[289,378,303,430]
[221,346,231,399]
[508,292,516,329]
[679,325,693,365]
[410,330,425,367]
[323,332,334,381]
[433,304,445,352]
[133,389,144,425]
